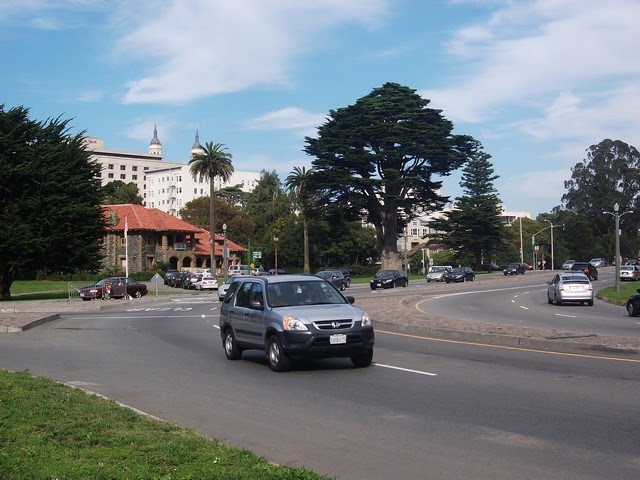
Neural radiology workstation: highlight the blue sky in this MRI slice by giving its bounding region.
[2,0,639,217]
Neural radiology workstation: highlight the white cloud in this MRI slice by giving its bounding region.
[421,0,640,129]
[245,107,325,136]
[113,0,388,104]
[76,89,104,103]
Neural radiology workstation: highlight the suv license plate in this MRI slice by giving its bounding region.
[330,334,347,345]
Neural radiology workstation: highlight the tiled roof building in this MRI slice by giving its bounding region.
[102,204,245,273]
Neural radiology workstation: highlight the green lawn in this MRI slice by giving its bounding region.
[0,370,330,480]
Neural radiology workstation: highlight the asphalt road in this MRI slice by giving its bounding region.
[1,294,639,480]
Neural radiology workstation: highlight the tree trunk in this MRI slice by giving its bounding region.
[303,219,310,273]
[0,264,15,301]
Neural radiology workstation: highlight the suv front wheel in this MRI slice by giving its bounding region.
[266,335,292,372]
[351,349,373,368]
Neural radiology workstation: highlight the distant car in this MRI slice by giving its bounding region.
[589,258,606,268]
[426,265,452,282]
[169,271,189,287]
[268,269,287,275]
[547,272,593,306]
[251,267,268,276]
[163,269,180,285]
[503,263,526,275]
[370,270,408,290]
[570,262,598,280]
[481,263,501,271]
[183,273,202,290]
[620,265,640,282]
[195,276,218,291]
[218,276,237,301]
[562,260,576,270]
[77,277,148,301]
[625,288,640,316]
[443,267,475,283]
[315,270,347,290]
[521,263,533,271]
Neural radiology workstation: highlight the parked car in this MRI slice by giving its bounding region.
[229,264,250,275]
[620,265,640,282]
[570,262,598,280]
[169,271,189,287]
[589,258,606,268]
[218,275,237,301]
[195,276,218,291]
[426,265,452,282]
[443,267,475,283]
[268,269,287,275]
[561,260,576,270]
[503,263,526,275]
[163,269,180,285]
[370,270,409,290]
[315,270,347,290]
[219,274,375,371]
[547,272,593,306]
[251,267,268,276]
[77,277,148,301]
[183,273,202,290]
[625,288,640,316]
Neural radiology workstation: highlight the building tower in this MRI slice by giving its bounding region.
[148,125,162,156]
[190,129,205,158]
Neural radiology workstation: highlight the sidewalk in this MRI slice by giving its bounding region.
[1,282,638,359]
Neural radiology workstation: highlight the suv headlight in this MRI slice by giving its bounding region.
[361,312,372,327]
[283,316,308,331]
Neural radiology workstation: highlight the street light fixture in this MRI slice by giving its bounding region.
[222,223,228,281]
[545,220,557,271]
[273,236,279,274]
[603,203,634,292]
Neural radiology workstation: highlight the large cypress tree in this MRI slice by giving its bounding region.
[0,105,106,300]
[429,143,506,267]
[304,82,475,270]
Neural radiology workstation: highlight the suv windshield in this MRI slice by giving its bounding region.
[267,280,346,307]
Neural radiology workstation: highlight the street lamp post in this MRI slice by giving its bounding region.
[222,223,228,281]
[603,203,634,292]
[273,237,279,274]
[545,220,556,271]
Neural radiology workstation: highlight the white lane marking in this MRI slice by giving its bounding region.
[555,313,576,318]
[374,363,437,376]
[519,306,529,310]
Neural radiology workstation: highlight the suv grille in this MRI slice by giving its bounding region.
[312,319,354,330]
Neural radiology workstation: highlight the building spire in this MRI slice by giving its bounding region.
[190,129,204,157]
[148,124,162,156]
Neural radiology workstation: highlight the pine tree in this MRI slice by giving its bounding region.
[429,144,505,267]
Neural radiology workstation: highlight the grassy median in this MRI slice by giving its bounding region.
[0,370,329,480]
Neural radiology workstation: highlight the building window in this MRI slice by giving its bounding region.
[108,173,114,179]
[132,175,137,180]
[108,164,114,170]
[120,174,126,180]
[132,166,138,172]
[144,167,149,171]
[194,188,197,194]
[120,165,126,171]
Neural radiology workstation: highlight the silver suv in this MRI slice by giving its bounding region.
[219,274,374,372]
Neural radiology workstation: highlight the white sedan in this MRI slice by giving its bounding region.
[620,265,640,281]
[195,276,218,291]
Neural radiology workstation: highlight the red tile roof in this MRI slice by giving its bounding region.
[103,204,246,254]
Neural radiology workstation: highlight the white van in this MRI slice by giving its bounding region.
[228,264,250,275]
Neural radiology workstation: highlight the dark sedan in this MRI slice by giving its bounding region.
[316,270,347,290]
[626,289,640,316]
[370,270,408,290]
[443,267,475,283]
[77,277,148,300]
[503,263,526,275]
[570,262,598,280]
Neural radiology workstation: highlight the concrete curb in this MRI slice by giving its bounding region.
[0,314,60,333]
[374,320,640,359]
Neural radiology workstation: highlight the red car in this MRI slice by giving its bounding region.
[77,277,148,300]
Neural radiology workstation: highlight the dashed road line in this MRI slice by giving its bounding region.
[374,363,437,376]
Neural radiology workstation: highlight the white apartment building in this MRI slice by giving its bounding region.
[85,128,260,216]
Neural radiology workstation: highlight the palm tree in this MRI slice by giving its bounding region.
[285,166,315,273]
[189,142,234,273]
